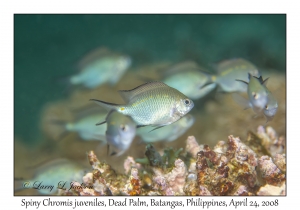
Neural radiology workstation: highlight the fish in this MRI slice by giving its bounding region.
[15,159,87,195]
[137,114,195,143]
[235,74,269,115]
[90,81,194,129]
[67,47,131,89]
[263,87,278,123]
[51,112,107,141]
[105,110,137,156]
[162,61,217,100]
[210,58,261,93]
[254,77,278,123]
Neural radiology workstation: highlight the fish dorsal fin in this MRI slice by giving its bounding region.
[118,81,169,102]
[253,75,264,84]
[262,77,269,86]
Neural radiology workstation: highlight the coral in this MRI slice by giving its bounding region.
[256,126,286,157]
[124,156,142,174]
[59,126,285,196]
[258,155,285,186]
[257,183,286,195]
[273,154,286,172]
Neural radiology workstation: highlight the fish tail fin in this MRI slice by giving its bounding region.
[89,99,122,111]
[196,71,217,90]
[53,75,74,95]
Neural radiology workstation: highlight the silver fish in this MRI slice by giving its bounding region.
[66,113,107,141]
[162,61,216,100]
[52,112,107,141]
[236,74,268,115]
[90,81,194,129]
[69,48,131,88]
[256,77,278,123]
[137,114,195,143]
[15,159,87,195]
[105,110,136,156]
[211,58,261,92]
[263,87,278,123]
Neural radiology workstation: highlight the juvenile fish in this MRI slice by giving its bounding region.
[15,159,87,195]
[68,48,131,88]
[105,110,136,156]
[236,74,269,115]
[90,81,194,129]
[211,58,261,92]
[255,77,278,123]
[137,114,194,143]
[162,61,216,100]
[263,87,278,123]
[51,112,107,141]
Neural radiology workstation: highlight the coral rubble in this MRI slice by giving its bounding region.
[59,126,285,196]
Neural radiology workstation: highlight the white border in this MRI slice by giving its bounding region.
[1,0,297,209]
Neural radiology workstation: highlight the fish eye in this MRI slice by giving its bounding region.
[184,99,191,105]
[120,124,127,131]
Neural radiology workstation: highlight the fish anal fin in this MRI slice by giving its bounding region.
[148,125,166,133]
